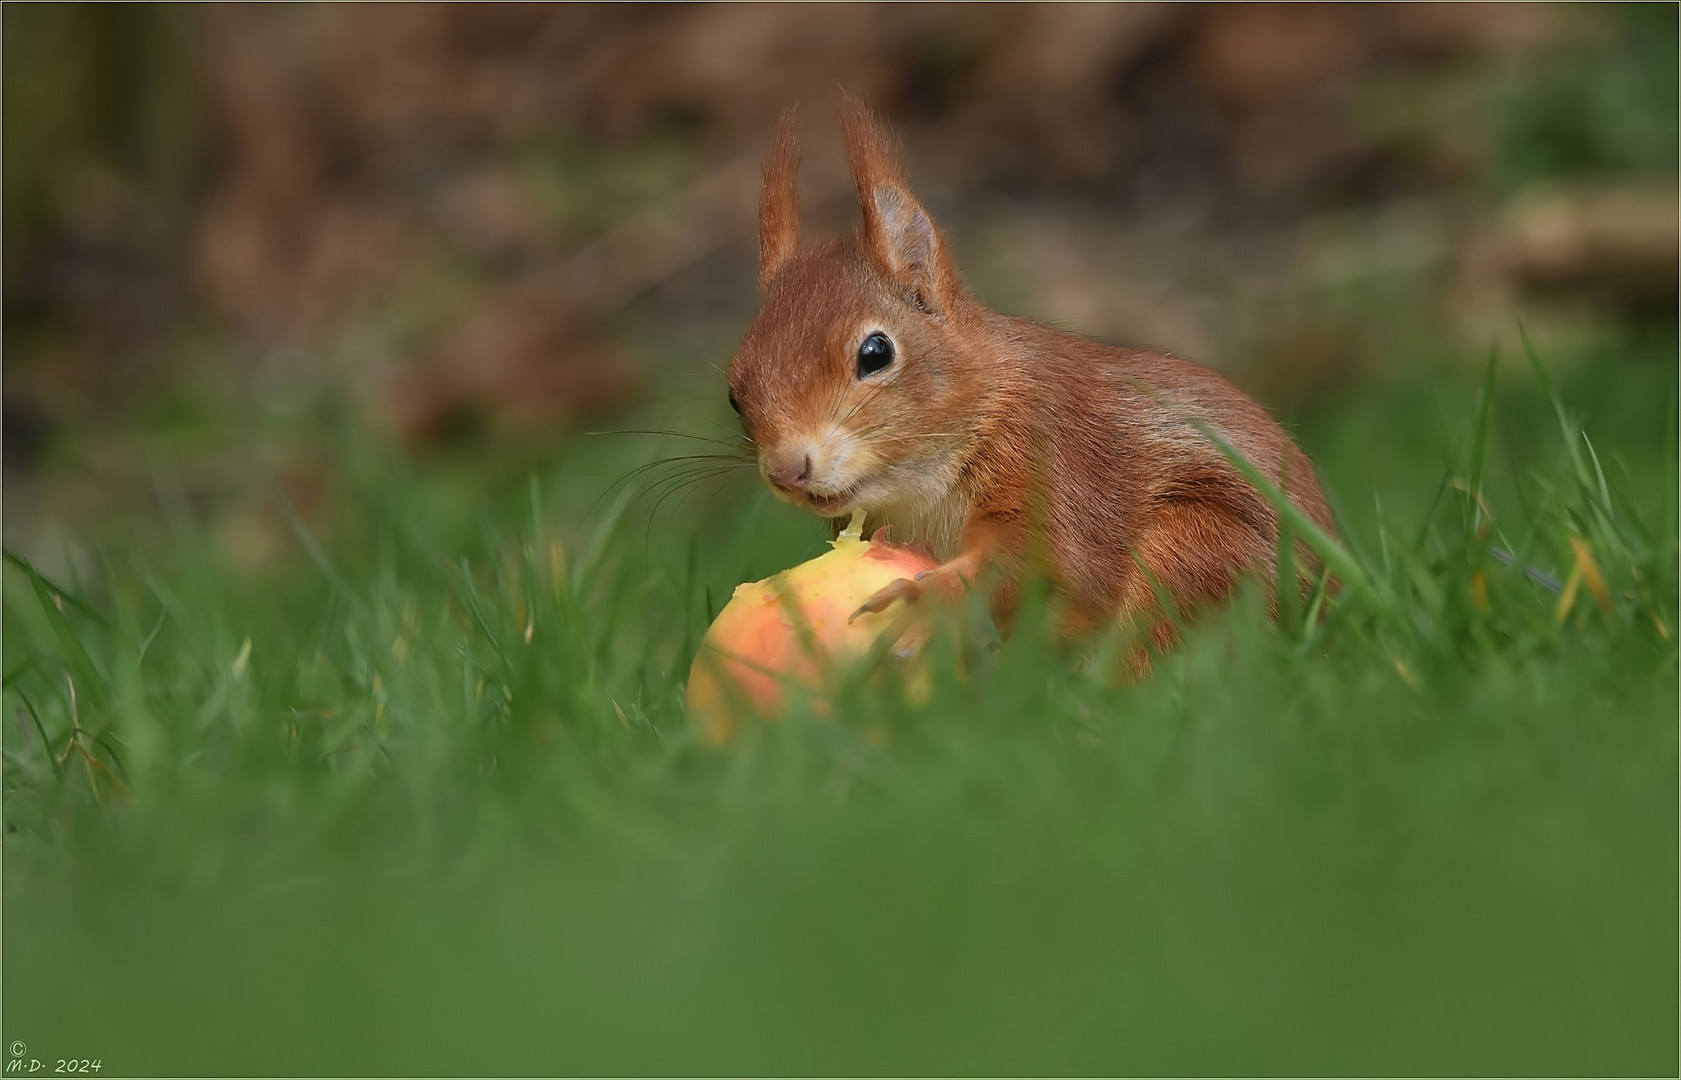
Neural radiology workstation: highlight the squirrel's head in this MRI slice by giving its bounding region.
[728,95,977,521]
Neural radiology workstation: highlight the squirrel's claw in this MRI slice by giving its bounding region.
[850,562,972,622]
[850,576,922,622]
[913,564,970,602]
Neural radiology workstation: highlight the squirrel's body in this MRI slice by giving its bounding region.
[729,99,1337,640]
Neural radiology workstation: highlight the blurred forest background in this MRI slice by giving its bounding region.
[3,2,1677,570]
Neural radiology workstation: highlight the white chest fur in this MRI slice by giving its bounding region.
[872,494,969,561]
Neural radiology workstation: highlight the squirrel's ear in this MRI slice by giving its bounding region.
[839,92,949,315]
[758,107,801,292]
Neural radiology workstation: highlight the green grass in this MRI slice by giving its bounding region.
[4,340,1677,1075]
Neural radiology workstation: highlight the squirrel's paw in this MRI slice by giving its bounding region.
[911,564,970,601]
[849,576,923,622]
[849,564,970,623]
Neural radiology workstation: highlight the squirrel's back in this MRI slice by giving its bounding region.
[931,314,1337,620]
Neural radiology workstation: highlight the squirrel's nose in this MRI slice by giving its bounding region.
[766,452,812,493]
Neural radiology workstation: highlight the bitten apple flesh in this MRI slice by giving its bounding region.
[685,511,942,743]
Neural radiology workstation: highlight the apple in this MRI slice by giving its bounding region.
[685,511,943,743]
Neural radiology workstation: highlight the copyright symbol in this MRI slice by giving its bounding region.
[7,1043,23,1058]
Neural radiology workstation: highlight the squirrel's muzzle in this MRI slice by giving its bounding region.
[764,449,812,494]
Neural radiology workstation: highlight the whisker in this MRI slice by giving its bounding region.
[843,375,899,427]
[851,431,963,441]
[650,468,744,524]
[584,427,744,449]
[692,469,759,524]
[818,380,894,454]
[638,467,756,555]
[587,452,755,522]
[631,467,746,524]
[693,417,756,446]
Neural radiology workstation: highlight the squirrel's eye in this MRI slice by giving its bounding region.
[728,389,741,414]
[856,332,895,378]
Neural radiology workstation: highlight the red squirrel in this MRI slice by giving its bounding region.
[726,97,1338,645]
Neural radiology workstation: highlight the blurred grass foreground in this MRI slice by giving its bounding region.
[3,4,1677,1075]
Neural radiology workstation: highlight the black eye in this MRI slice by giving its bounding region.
[856,332,895,378]
[728,389,741,414]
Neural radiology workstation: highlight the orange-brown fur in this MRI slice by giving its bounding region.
[728,96,1338,641]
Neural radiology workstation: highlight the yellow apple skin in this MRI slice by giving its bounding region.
[685,515,941,744]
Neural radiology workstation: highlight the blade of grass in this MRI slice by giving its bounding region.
[1579,432,1616,523]
[1275,452,1300,638]
[1519,325,1591,483]
[272,475,365,612]
[2,549,108,626]
[1180,414,1388,615]
[455,559,512,676]
[13,552,107,706]
[572,484,636,595]
[1466,345,1498,543]
[5,681,61,776]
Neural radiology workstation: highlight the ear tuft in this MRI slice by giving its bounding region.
[837,89,905,197]
[838,90,949,315]
[758,107,801,292]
